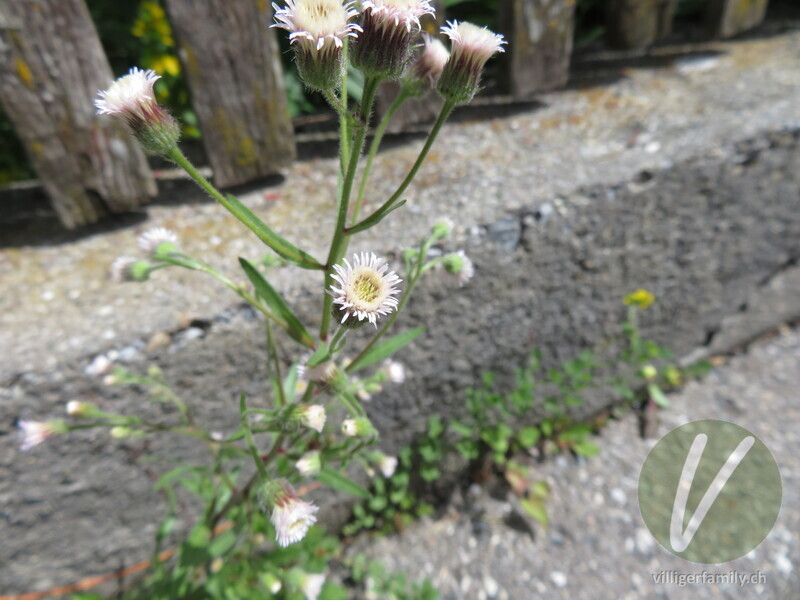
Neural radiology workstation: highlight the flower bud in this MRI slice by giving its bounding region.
[288,569,326,600]
[351,0,435,79]
[373,452,398,477]
[260,573,282,594]
[402,34,450,96]
[296,450,322,476]
[437,20,506,104]
[110,426,134,439]
[623,289,655,309]
[66,401,98,418]
[95,68,180,156]
[442,250,474,287]
[110,256,154,283]
[258,480,319,547]
[16,419,66,451]
[384,360,406,384]
[137,227,180,257]
[430,217,454,240]
[640,364,658,381]
[285,404,327,433]
[342,417,377,438]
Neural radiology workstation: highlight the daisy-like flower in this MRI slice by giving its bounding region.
[17,419,66,451]
[296,450,322,476]
[95,67,180,155]
[110,256,152,283]
[352,0,435,79]
[403,34,450,96]
[297,404,327,433]
[137,227,179,256]
[329,252,402,328]
[272,0,361,90]
[443,250,474,287]
[261,480,320,547]
[438,20,506,104]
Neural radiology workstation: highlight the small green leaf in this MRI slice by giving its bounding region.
[208,529,237,557]
[347,327,424,373]
[520,497,549,527]
[317,466,371,499]
[647,382,670,408]
[573,440,600,457]
[240,258,314,348]
[306,343,332,367]
[517,426,541,448]
[225,194,322,269]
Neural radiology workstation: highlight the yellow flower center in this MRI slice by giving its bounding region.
[353,273,380,303]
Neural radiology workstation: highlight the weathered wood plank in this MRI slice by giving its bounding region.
[163,0,295,188]
[0,0,156,229]
[605,0,677,50]
[706,0,769,38]
[498,0,577,98]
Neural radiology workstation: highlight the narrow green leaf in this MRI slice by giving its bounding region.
[240,258,315,348]
[306,343,332,367]
[520,497,549,527]
[317,466,371,499]
[348,327,424,373]
[647,382,670,408]
[226,194,322,269]
[573,440,600,457]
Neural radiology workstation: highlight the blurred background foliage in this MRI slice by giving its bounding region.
[0,0,730,185]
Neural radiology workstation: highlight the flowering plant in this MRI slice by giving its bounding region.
[20,3,505,596]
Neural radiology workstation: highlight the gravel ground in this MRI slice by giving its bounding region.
[352,326,800,600]
[2,26,799,380]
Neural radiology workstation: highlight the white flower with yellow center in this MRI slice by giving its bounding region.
[272,0,361,89]
[329,252,402,327]
[272,0,361,50]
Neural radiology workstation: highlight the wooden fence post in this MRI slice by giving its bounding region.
[0,0,156,229]
[497,0,577,98]
[163,0,295,188]
[706,0,769,38]
[605,0,676,49]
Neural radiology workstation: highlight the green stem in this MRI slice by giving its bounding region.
[161,253,285,333]
[266,321,286,408]
[167,147,323,270]
[352,88,411,223]
[340,41,351,172]
[346,99,456,236]
[319,75,382,340]
[323,89,354,126]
